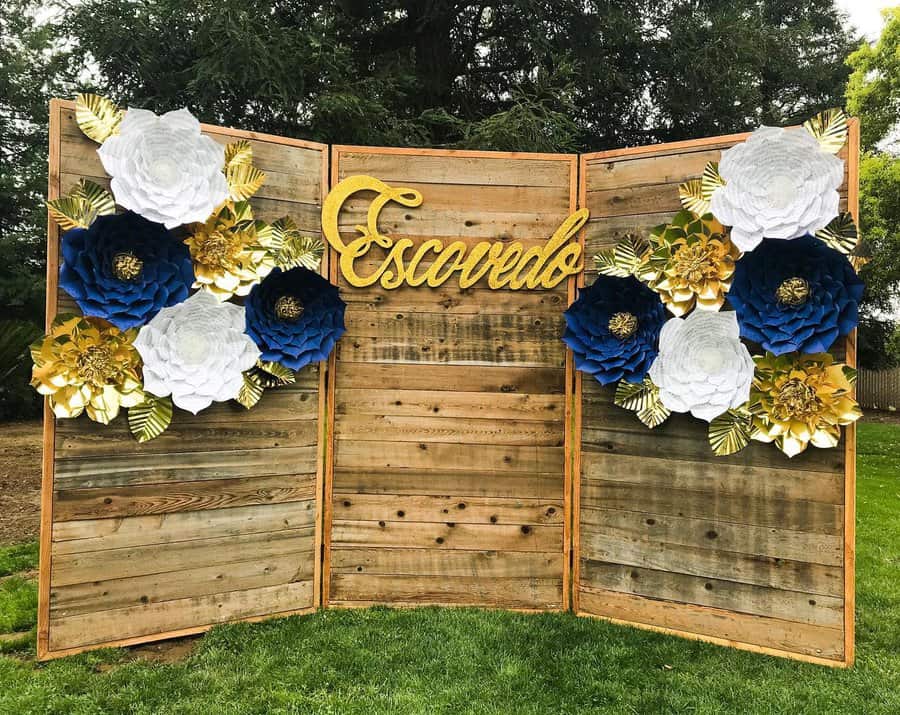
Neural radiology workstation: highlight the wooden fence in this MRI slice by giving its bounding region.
[40,105,858,667]
[858,368,900,411]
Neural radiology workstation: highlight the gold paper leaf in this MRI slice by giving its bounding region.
[614,377,670,429]
[257,361,296,386]
[128,395,173,443]
[815,212,858,255]
[224,140,253,169]
[47,179,116,230]
[803,108,849,154]
[700,161,726,200]
[593,249,630,277]
[277,235,325,271]
[843,366,858,386]
[678,178,710,215]
[74,93,124,144]
[708,407,752,456]
[227,163,266,201]
[236,373,265,409]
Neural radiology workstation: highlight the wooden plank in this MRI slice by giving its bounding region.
[343,311,563,341]
[580,452,844,505]
[578,588,843,661]
[580,535,842,597]
[340,283,568,315]
[332,494,563,526]
[331,520,562,553]
[51,527,314,586]
[335,388,565,422]
[580,481,843,535]
[335,414,563,447]
[52,501,315,552]
[580,561,843,628]
[54,473,317,521]
[49,581,314,651]
[335,441,565,474]
[580,507,842,566]
[55,445,319,490]
[333,469,563,500]
[51,552,314,617]
[335,363,565,394]
[330,547,563,577]
[330,573,562,609]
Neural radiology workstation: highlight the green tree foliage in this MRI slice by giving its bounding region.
[847,7,900,369]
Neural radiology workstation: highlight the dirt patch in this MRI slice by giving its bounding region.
[0,421,42,546]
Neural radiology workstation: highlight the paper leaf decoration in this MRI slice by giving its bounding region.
[47,179,116,230]
[227,163,266,201]
[257,361,296,386]
[271,217,325,271]
[815,212,858,255]
[128,394,173,443]
[224,140,254,169]
[708,407,753,456]
[803,108,849,155]
[678,178,709,215]
[701,161,726,198]
[75,93,124,143]
[614,377,671,429]
[593,234,649,279]
[236,373,265,409]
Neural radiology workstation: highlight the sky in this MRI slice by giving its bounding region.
[836,0,896,39]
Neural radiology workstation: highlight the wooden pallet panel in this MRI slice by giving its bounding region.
[574,124,859,667]
[39,100,329,659]
[325,147,577,610]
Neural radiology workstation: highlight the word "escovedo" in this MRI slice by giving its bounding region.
[321,175,586,290]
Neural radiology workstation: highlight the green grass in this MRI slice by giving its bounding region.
[0,423,898,713]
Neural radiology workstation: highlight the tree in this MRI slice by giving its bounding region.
[847,7,900,369]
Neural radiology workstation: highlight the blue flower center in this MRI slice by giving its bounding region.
[111,252,144,281]
[776,277,810,307]
[608,312,638,340]
[275,295,304,321]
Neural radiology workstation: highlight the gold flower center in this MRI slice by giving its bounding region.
[608,312,638,340]
[112,252,144,281]
[672,243,717,285]
[194,231,240,267]
[275,295,304,321]
[776,277,810,307]
[772,378,822,421]
[75,345,115,385]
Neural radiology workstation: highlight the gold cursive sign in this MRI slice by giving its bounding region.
[321,175,585,290]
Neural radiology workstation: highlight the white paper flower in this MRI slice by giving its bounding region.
[98,107,228,228]
[134,291,260,413]
[710,126,843,252]
[648,311,754,422]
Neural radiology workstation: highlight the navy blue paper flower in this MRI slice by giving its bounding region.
[563,275,667,385]
[245,267,346,370]
[729,235,863,355]
[59,211,193,330]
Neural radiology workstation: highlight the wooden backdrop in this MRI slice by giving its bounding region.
[39,99,329,659]
[573,123,859,667]
[323,147,576,610]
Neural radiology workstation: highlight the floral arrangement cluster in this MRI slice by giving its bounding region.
[565,109,865,457]
[33,94,345,442]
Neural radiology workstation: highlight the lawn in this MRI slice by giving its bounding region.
[0,422,897,714]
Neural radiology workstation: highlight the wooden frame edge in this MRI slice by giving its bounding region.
[576,609,849,669]
[329,144,578,162]
[37,98,63,661]
[38,606,317,661]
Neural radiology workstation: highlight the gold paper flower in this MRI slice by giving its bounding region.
[749,352,861,458]
[30,314,144,423]
[186,201,276,300]
[644,210,740,315]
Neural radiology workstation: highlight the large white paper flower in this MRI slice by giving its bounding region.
[648,311,754,422]
[98,108,228,228]
[710,126,843,252]
[134,291,260,413]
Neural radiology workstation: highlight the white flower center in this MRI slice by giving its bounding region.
[695,346,728,375]
[148,156,179,185]
[176,332,210,364]
[764,174,795,211]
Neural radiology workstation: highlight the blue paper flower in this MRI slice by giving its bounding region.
[563,275,667,385]
[245,267,346,370]
[728,235,863,355]
[59,211,193,330]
